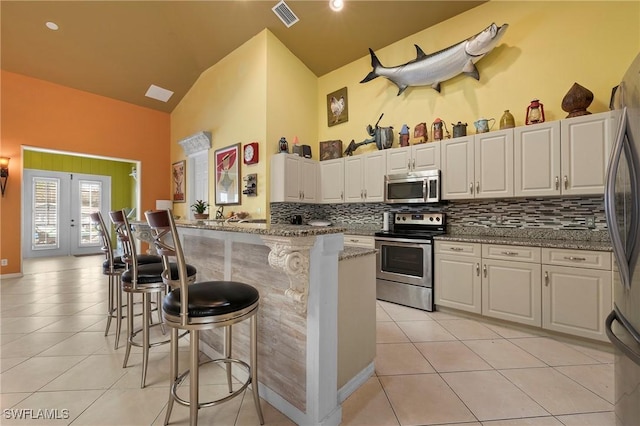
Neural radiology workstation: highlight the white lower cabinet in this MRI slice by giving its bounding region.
[542,248,612,342]
[482,259,541,327]
[434,242,482,314]
[435,241,613,341]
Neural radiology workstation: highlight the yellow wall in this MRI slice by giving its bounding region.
[317,1,640,151]
[170,29,318,220]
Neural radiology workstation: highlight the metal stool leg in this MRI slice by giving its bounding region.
[105,274,114,337]
[114,277,123,350]
[251,314,264,424]
[141,293,151,388]
[190,329,200,426]
[122,292,134,368]
[225,326,232,393]
[164,327,179,426]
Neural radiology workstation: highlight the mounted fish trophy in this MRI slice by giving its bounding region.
[344,113,394,156]
[360,23,508,95]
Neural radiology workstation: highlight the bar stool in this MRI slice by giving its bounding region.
[90,211,127,349]
[145,209,264,426]
[110,210,196,388]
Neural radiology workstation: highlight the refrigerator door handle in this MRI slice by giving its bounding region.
[605,107,632,291]
[606,306,640,366]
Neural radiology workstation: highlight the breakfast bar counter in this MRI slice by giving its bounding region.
[172,220,376,426]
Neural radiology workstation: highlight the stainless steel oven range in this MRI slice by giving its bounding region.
[375,212,445,311]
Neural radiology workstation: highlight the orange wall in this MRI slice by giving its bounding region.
[0,70,171,275]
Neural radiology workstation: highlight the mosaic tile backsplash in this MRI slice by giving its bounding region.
[271,195,607,233]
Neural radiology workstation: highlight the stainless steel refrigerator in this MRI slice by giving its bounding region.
[605,52,640,425]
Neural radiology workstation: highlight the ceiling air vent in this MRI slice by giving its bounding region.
[272,0,299,28]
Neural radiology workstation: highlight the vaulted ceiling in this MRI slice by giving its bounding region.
[1,1,484,112]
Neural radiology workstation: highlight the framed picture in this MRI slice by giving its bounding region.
[214,143,241,205]
[319,140,343,161]
[327,87,348,127]
[172,160,186,202]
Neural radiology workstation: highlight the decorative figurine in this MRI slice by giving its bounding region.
[499,110,515,129]
[431,118,450,141]
[452,121,468,138]
[561,82,594,118]
[360,23,509,95]
[343,113,394,156]
[399,124,410,147]
[474,117,495,133]
[525,99,545,125]
[278,137,289,153]
[413,122,428,144]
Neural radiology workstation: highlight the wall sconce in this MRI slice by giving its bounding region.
[0,157,9,197]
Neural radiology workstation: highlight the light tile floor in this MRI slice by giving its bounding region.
[1,256,615,425]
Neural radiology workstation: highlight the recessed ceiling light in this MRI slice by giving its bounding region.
[45,21,59,31]
[145,84,174,103]
[329,0,343,12]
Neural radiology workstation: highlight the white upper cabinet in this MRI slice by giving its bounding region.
[441,131,513,200]
[386,142,441,175]
[514,121,561,197]
[474,129,514,198]
[344,150,386,203]
[319,158,345,204]
[270,154,318,203]
[441,136,475,199]
[560,111,614,195]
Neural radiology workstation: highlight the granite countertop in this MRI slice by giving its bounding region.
[434,234,613,251]
[339,246,377,261]
[338,224,381,237]
[176,220,347,237]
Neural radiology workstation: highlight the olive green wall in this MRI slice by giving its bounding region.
[23,150,136,212]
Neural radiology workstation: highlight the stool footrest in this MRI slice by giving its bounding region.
[170,358,251,409]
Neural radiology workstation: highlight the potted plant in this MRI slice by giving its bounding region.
[191,200,210,220]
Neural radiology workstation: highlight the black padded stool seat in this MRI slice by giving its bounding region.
[102,253,160,271]
[103,256,126,271]
[121,262,197,285]
[163,281,259,318]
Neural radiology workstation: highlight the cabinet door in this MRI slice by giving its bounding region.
[542,265,612,342]
[560,112,613,195]
[434,253,482,313]
[482,259,542,327]
[514,122,561,197]
[270,154,302,202]
[412,142,441,171]
[300,158,318,203]
[474,129,514,198]
[344,156,364,202]
[320,158,345,204]
[363,150,386,202]
[441,137,474,199]
[386,146,411,175]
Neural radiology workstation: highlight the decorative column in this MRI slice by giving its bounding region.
[261,235,315,313]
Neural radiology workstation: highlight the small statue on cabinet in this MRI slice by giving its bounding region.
[413,122,428,144]
[278,137,289,153]
[399,124,410,147]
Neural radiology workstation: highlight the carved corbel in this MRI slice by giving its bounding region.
[261,236,315,313]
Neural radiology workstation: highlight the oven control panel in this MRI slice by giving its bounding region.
[394,213,444,225]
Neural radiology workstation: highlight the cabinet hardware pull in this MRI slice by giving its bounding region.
[564,175,568,189]
[469,182,474,194]
[476,182,480,193]
[340,191,343,200]
[555,176,559,190]
[412,159,416,169]
[350,239,358,242]
[476,263,480,276]
[502,251,519,256]
[408,160,411,170]
[564,256,586,261]
[364,189,367,198]
[483,264,487,278]
[449,247,464,251]
[545,271,549,286]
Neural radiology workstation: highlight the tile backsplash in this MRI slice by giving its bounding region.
[271,195,607,232]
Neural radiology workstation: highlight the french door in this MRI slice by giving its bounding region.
[23,170,111,258]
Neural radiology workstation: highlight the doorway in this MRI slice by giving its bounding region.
[22,169,111,258]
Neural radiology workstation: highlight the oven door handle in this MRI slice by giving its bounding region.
[375,237,432,245]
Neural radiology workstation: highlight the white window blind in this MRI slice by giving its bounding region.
[32,177,59,249]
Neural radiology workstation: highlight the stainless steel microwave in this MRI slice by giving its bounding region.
[384,170,440,204]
